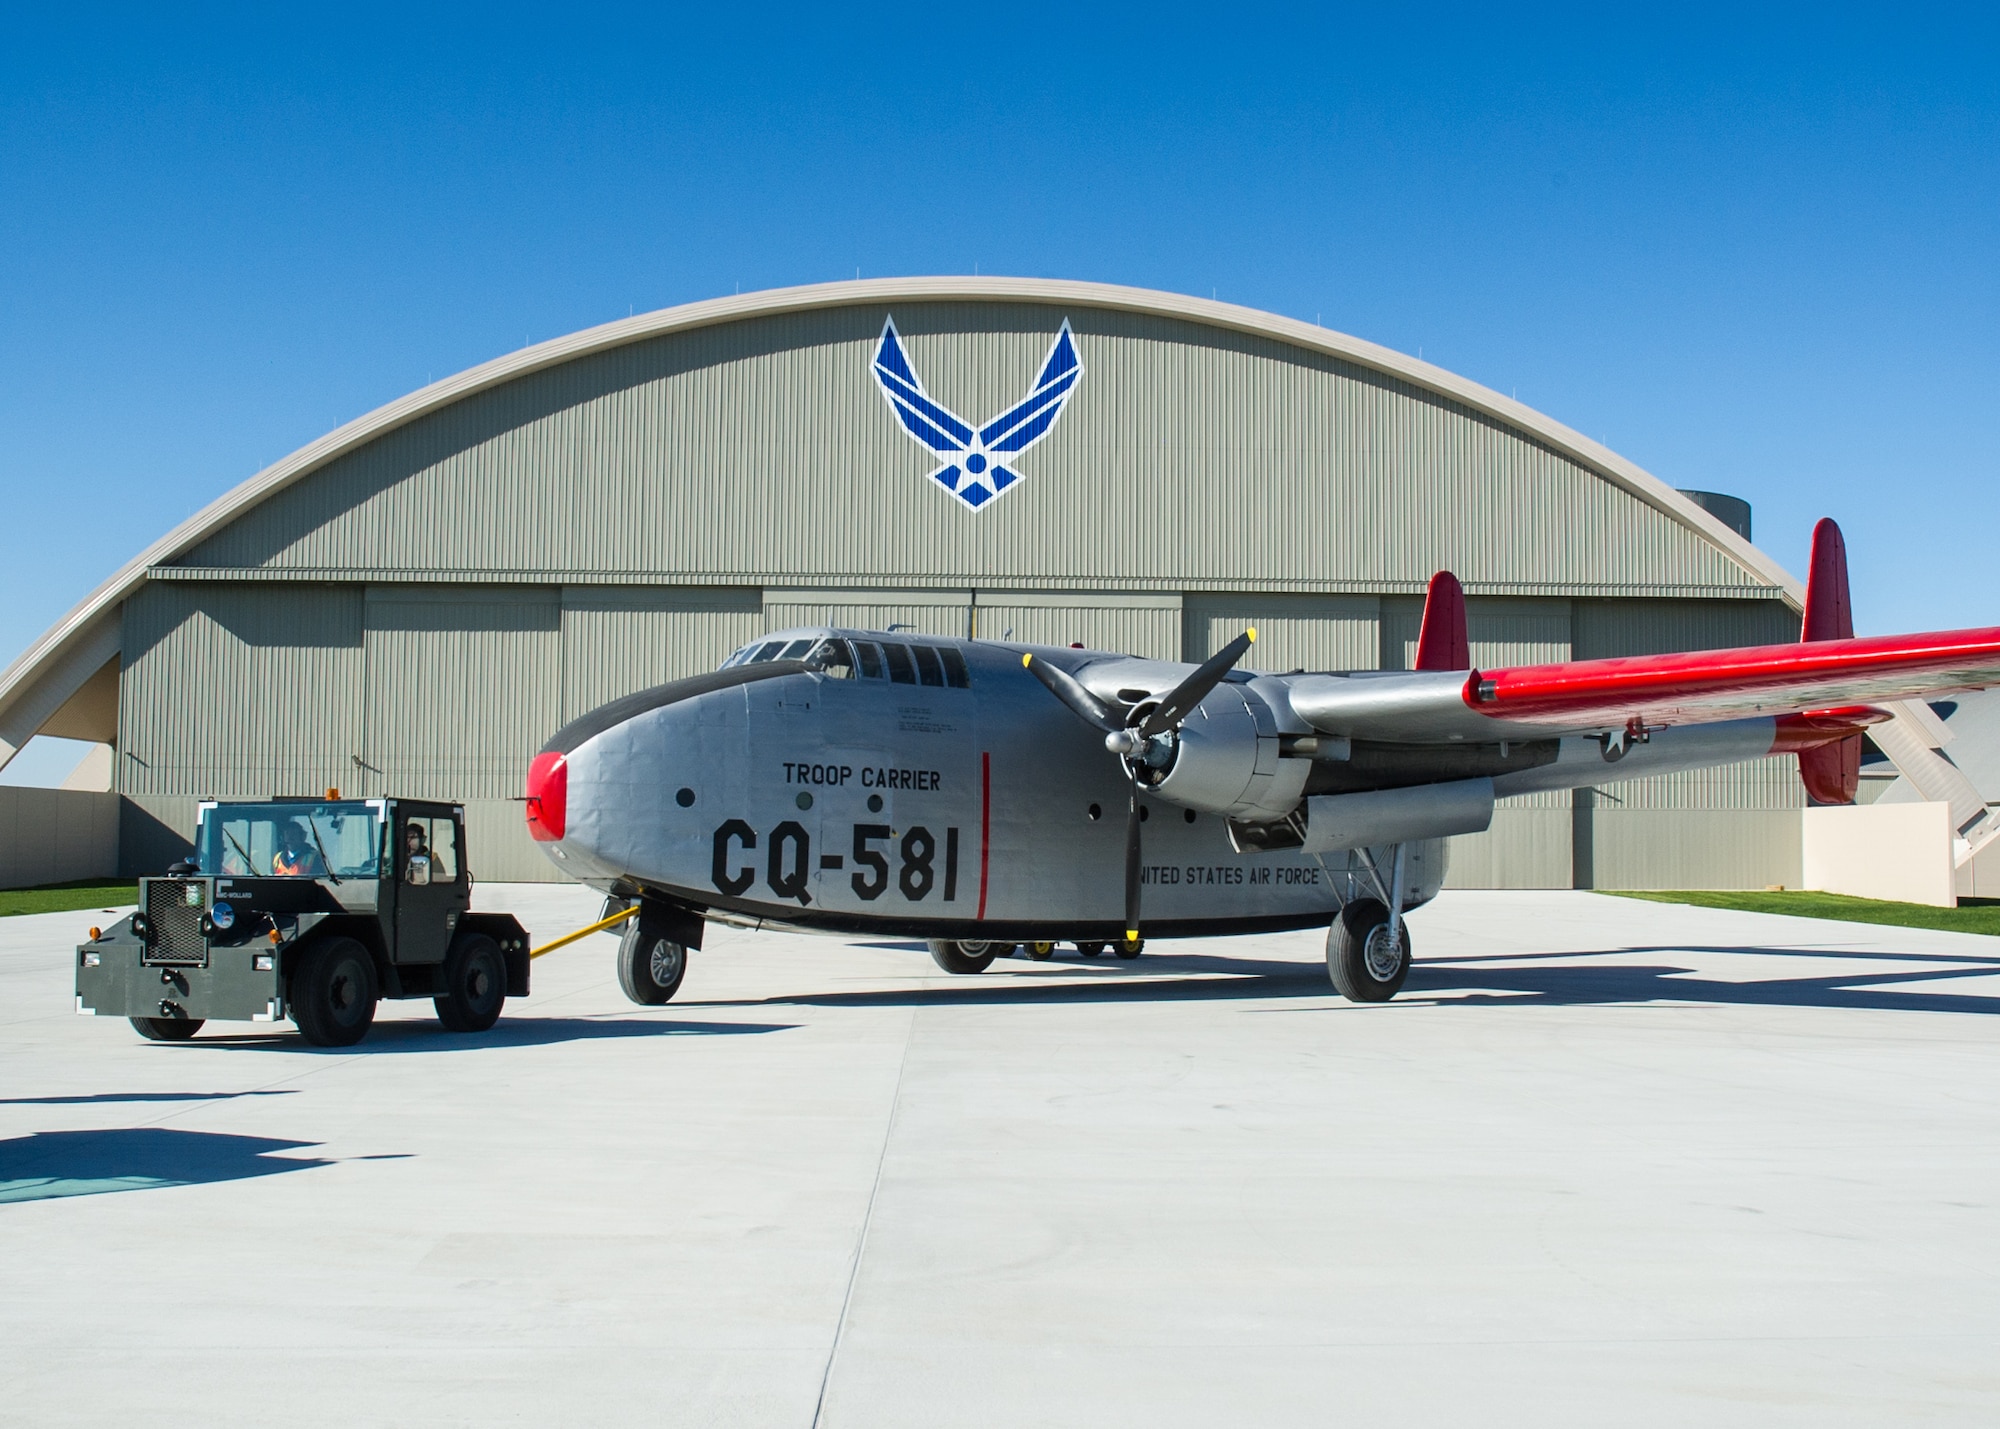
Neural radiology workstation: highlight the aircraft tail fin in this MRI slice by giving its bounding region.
[1802,518,1853,642]
[1798,518,1861,804]
[1414,571,1470,671]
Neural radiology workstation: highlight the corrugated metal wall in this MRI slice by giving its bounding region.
[114,296,1809,888]
[562,585,764,722]
[119,582,364,798]
[173,304,1769,599]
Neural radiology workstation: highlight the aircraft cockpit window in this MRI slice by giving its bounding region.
[939,647,971,688]
[810,640,856,678]
[912,645,946,687]
[882,643,918,684]
[780,638,815,660]
[747,641,786,664]
[852,641,887,679]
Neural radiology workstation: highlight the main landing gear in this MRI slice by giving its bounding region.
[1326,843,1413,1002]
[928,937,1145,973]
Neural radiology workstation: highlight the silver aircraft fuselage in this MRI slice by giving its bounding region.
[535,630,1448,939]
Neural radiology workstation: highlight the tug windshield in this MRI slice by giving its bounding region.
[196,802,384,880]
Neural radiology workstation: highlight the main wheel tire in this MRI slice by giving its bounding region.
[130,1016,203,1041]
[616,926,687,1005]
[1326,898,1411,1002]
[434,932,507,1032]
[1114,937,1145,960]
[1025,940,1056,960]
[927,938,1003,974]
[291,936,380,1047]
[1075,941,1106,958]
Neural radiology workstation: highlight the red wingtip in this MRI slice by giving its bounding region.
[1802,518,1853,643]
[1415,571,1470,671]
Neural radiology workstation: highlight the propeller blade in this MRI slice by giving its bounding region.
[1124,764,1143,942]
[1021,652,1121,733]
[1137,629,1256,738]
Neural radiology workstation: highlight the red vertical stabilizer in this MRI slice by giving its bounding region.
[1414,571,1470,671]
[1798,518,1861,803]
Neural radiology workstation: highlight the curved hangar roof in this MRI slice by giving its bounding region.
[0,276,1798,769]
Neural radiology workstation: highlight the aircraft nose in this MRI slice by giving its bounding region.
[524,750,568,841]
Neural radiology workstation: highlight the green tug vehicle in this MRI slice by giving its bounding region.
[76,796,531,1047]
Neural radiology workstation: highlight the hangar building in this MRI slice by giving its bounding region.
[0,278,1808,886]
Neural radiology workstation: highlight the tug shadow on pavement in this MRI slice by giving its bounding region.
[0,1127,334,1205]
[184,1015,799,1053]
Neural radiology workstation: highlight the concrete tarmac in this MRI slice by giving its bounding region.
[3,887,1998,1426]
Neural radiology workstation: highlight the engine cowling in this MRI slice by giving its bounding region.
[1144,686,1309,822]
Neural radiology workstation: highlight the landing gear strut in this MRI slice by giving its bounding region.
[1327,842,1412,1002]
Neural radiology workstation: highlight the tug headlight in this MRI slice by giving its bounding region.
[209,902,236,931]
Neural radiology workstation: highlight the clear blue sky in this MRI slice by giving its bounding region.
[2,5,1995,780]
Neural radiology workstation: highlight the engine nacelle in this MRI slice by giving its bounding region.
[1146,686,1309,822]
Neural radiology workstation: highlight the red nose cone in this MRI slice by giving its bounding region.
[525,751,568,842]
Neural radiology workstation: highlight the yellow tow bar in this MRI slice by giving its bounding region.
[530,903,638,960]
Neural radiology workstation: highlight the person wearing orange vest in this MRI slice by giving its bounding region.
[271,820,326,877]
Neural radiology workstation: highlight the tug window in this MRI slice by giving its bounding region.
[852,641,887,679]
[882,643,918,684]
[912,645,946,687]
[938,647,971,688]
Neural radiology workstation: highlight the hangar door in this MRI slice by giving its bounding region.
[561,586,764,725]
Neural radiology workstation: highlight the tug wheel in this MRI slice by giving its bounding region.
[1075,941,1106,958]
[291,937,380,1047]
[617,926,687,1005]
[1025,940,1056,960]
[1114,936,1145,960]
[928,939,1009,974]
[435,932,507,1032]
[130,1016,203,1041]
[1326,899,1411,1002]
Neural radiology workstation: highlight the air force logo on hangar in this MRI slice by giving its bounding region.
[870,315,1083,512]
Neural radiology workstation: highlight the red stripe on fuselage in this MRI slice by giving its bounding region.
[977,751,991,920]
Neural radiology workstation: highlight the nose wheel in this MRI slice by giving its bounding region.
[617,925,688,1004]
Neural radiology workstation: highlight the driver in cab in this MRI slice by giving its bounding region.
[404,821,435,883]
[271,820,327,878]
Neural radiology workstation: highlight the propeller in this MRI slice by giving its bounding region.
[1022,629,1257,941]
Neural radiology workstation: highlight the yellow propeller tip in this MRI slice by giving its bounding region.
[1247,627,1257,641]
[1021,653,1033,667]
[1125,930,1139,942]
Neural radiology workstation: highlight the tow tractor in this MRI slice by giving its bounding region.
[75,795,530,1047]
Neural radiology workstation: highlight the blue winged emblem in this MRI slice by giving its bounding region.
[870,316,1084,511]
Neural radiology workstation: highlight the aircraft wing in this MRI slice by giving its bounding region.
[1468,626,2000,730]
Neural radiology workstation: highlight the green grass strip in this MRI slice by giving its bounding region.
[0,880,139,918]
[1603,889,2000,937]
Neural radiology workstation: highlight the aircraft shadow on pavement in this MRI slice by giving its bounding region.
[0,1090,301,1106]
[0,1127,332,1206]
[740,942,2000,1016]
[185,1015,798,1053]
[1405,944,2000,1017]
[732,949,1336,1009]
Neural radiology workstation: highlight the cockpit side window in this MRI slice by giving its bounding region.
[882,643,917,684]
[811,640,855,678]
[912,645,946,687]
[939,647,971,688]
[852,641,887,679]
